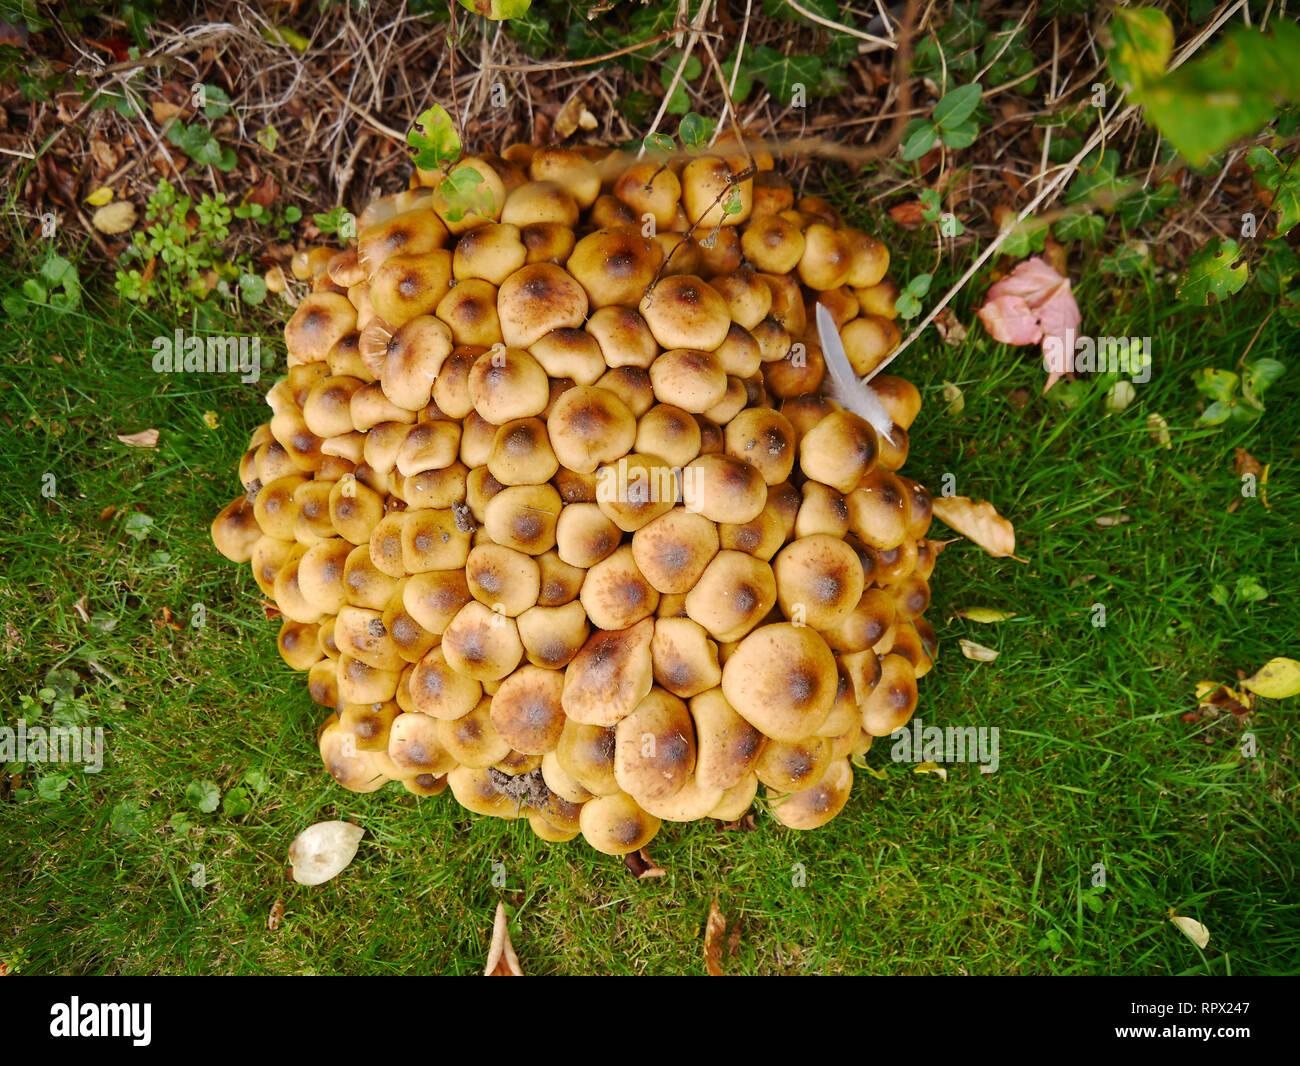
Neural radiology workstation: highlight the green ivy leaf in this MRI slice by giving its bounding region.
[438,166,493,222]
[124,512,155,541]
[1117,180,1179,228]
[1065,149,1127,209]
[1196,399,1233,426]
[185,780,221,814]
[1242,358,1286,406]
[1099,241,1151,276]
[933,83,982,130]
[1177,238,1249,305]
[661,53,703,114]
[456,0,532,18]
[678,112,717,150]
[110,800,147,838]
[1105,6,1173,94]
[720,54,755,103]
[1053,212,1106,243]
[743,45,823,107]
[408,104,461,172]
[1257,238,1299,295]
[36,774,71,801]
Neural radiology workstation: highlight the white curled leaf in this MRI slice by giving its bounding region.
[1169,914,1210,949]
[288,820,364,886]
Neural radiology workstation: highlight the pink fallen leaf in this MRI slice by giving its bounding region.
[977,257,1082,392]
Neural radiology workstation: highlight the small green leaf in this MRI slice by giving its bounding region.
[1177,238,1248,305]
[110,800,148,838]
[1105,7,1173,94]
[1053,212,1106,243]
[244,769,272,794]
[124,512,155,541]
[642,132,675,156]
[1196,400,1234,426]
[255,125,279,152]
[201,83,231,119]
[661,53,703,115]
[186,780,221,814]
[1235,575,1268,603]
[36,774,71,801]
[1209,583,1230,607]
[239,272,267,305]
[678,112,717,150]
[222,787,253,818]
[938,118,978,150]
[742,45,823,107]
[1242,358,1285,405]
[260,25,310,51]
[456,0,532,18]
[905,273,933,298]
[932,83,982,130]
[900,121,938,162]
[408,104,461,172]
[1191,367,1238,404]
[1247,147,1300,236]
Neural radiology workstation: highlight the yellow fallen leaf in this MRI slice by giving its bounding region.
[931,496,1018,559]
[92,200,138,235]
[1147,413,1172,449]
[288,820,363,886]
[1169,914,1210,950]
[1241,657,1300,699]
[1260,463,1270,509]
[941,381,965,415]
[956,607,1017,623]
[703,898,726,976]
[484,902,524,976]
[85,186,114,207]
[913,761,948,781]
[958,639,998,662]
[202,410,220,429]
[116,429,159,448]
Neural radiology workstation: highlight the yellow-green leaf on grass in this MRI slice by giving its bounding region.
[1169,914,1211,950]
[1241,657,1300,699]
[85,186,114,207]
[914,761,948,781]
[932,495,1018,559]
[959,639,999,662]
[1105,7,1173,95]
[457,0,532,18]
[956,607,1017,623]
[1177,238,1248,306]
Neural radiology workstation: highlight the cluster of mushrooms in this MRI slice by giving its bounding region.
[210,133,939,855]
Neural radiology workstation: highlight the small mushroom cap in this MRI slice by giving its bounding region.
[555,501,622,569]
[541,749,595,804]
[721,623,837,742]
[613,160,682,229]
[435,278,503,347]
[594,454,679,533]
[711,271,772,331]
[861,652,919,736]
[613,687,696,801]
[517,600,591,669]
[435,696,511,769]
[708,771,759,821]
[682,453,768,525]
[319,716,391,793]
[638,275,731,352]
[755,735,833,793]
[568,228,664,309]
[369,250,454,327]
[529,146,601,208]
[797,223,853,291]
[689,687,766,792]
[717,507,786,561]
[465,542,541,616]
[487,417,559,486]
[557,718,620,796]
[742,213,806,274]
[683,549,777,643]
[854,278,900,320]
[772,533,866,631]
[530,327,606,384]
[839,315,901,377]
[561,617,655,727]
[519,221,575,264]
[535,548,586,606]
[650,348,728,414]
[580,544,660,630]
[387,711,458,775]
[795,482,850,540]
[650,617,722,699]
[483,483,561,555]
[447,765,520,818]
[402,568,472,636]
[767,757,853,830]
[357,208,449,274]
[713,323,764,378]
[452,222,527,285]
[585,306,659,370]
[724,408,796,485]
[490,665,567,755]
[278,619,323,672]
[440,600,524,682]
[681,155,753,228]
[799,410,878,494]
[212,494,262,562]
[497,263,589,349]
[635,404,703,469]
[546,385,638,474]
[635,774,725,822]
[409,645,483,719]
[847,468,912,550]
[468,347,550,424]
[286,292,358,366]
[631,507,720,594]
[579,790,662,855]
[500,179,580,228]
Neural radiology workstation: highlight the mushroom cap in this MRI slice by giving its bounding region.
[557,718,620,796]
[613,160,682,229]
[452,222,527,286]
[595,454,679,532]
[369,250,454,328]
[319,715,391,793]
[561,617,655,726]
[490,665,567,755]
[650,617,722,699]
[683,549,776,643]
[742,214,806,274]
[579,544,660,630]
[465,542,541,617]
[649,348,728,414]
[578,790,661,855]
[497,263,589,348]
[631,507,720,594]
[723,408,796,485]
[585,306,659,370]
[468,347,550,425]
[211,494,262,563]
[711,271,773,331]
[568,228,664,309]
[721,623,837,741]
[772,533,866,631]
[755,734,833,793]
[286,292,357,366]
[689,687,766,791]
[860,652,919,736]
[435,278,503,348]
[638,275,731,352]
[409,645,482,719]
[517,600,591,670]
[767,757,853,830]
[613,687,696,801]
[440,600,524,682]
[681,155,753,228]
[545,385,637,474]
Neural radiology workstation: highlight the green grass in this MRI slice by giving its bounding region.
[1,236,1297,976]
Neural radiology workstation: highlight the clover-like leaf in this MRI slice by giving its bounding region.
[408,104,461,172]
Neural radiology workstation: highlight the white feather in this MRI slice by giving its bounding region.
[815,303,894,437]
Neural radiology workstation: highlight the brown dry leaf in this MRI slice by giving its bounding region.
[1233,447,1262,479]
[888,201,926,229]
[267,899,285,932]
[93,201,138,235]
[934,309,968,347]
[73,596,90,624]
[1147,413,1172,450]
[704,898,726,976]
[89,137,120,172]
[931,496,1019,559]
[1195,681,1253,717]
[152,99,183,124]
[484,902,524,976]
[554,90,597,139]
[243,172,280,210]
[116,428,159,448]
[622,847,666,879]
